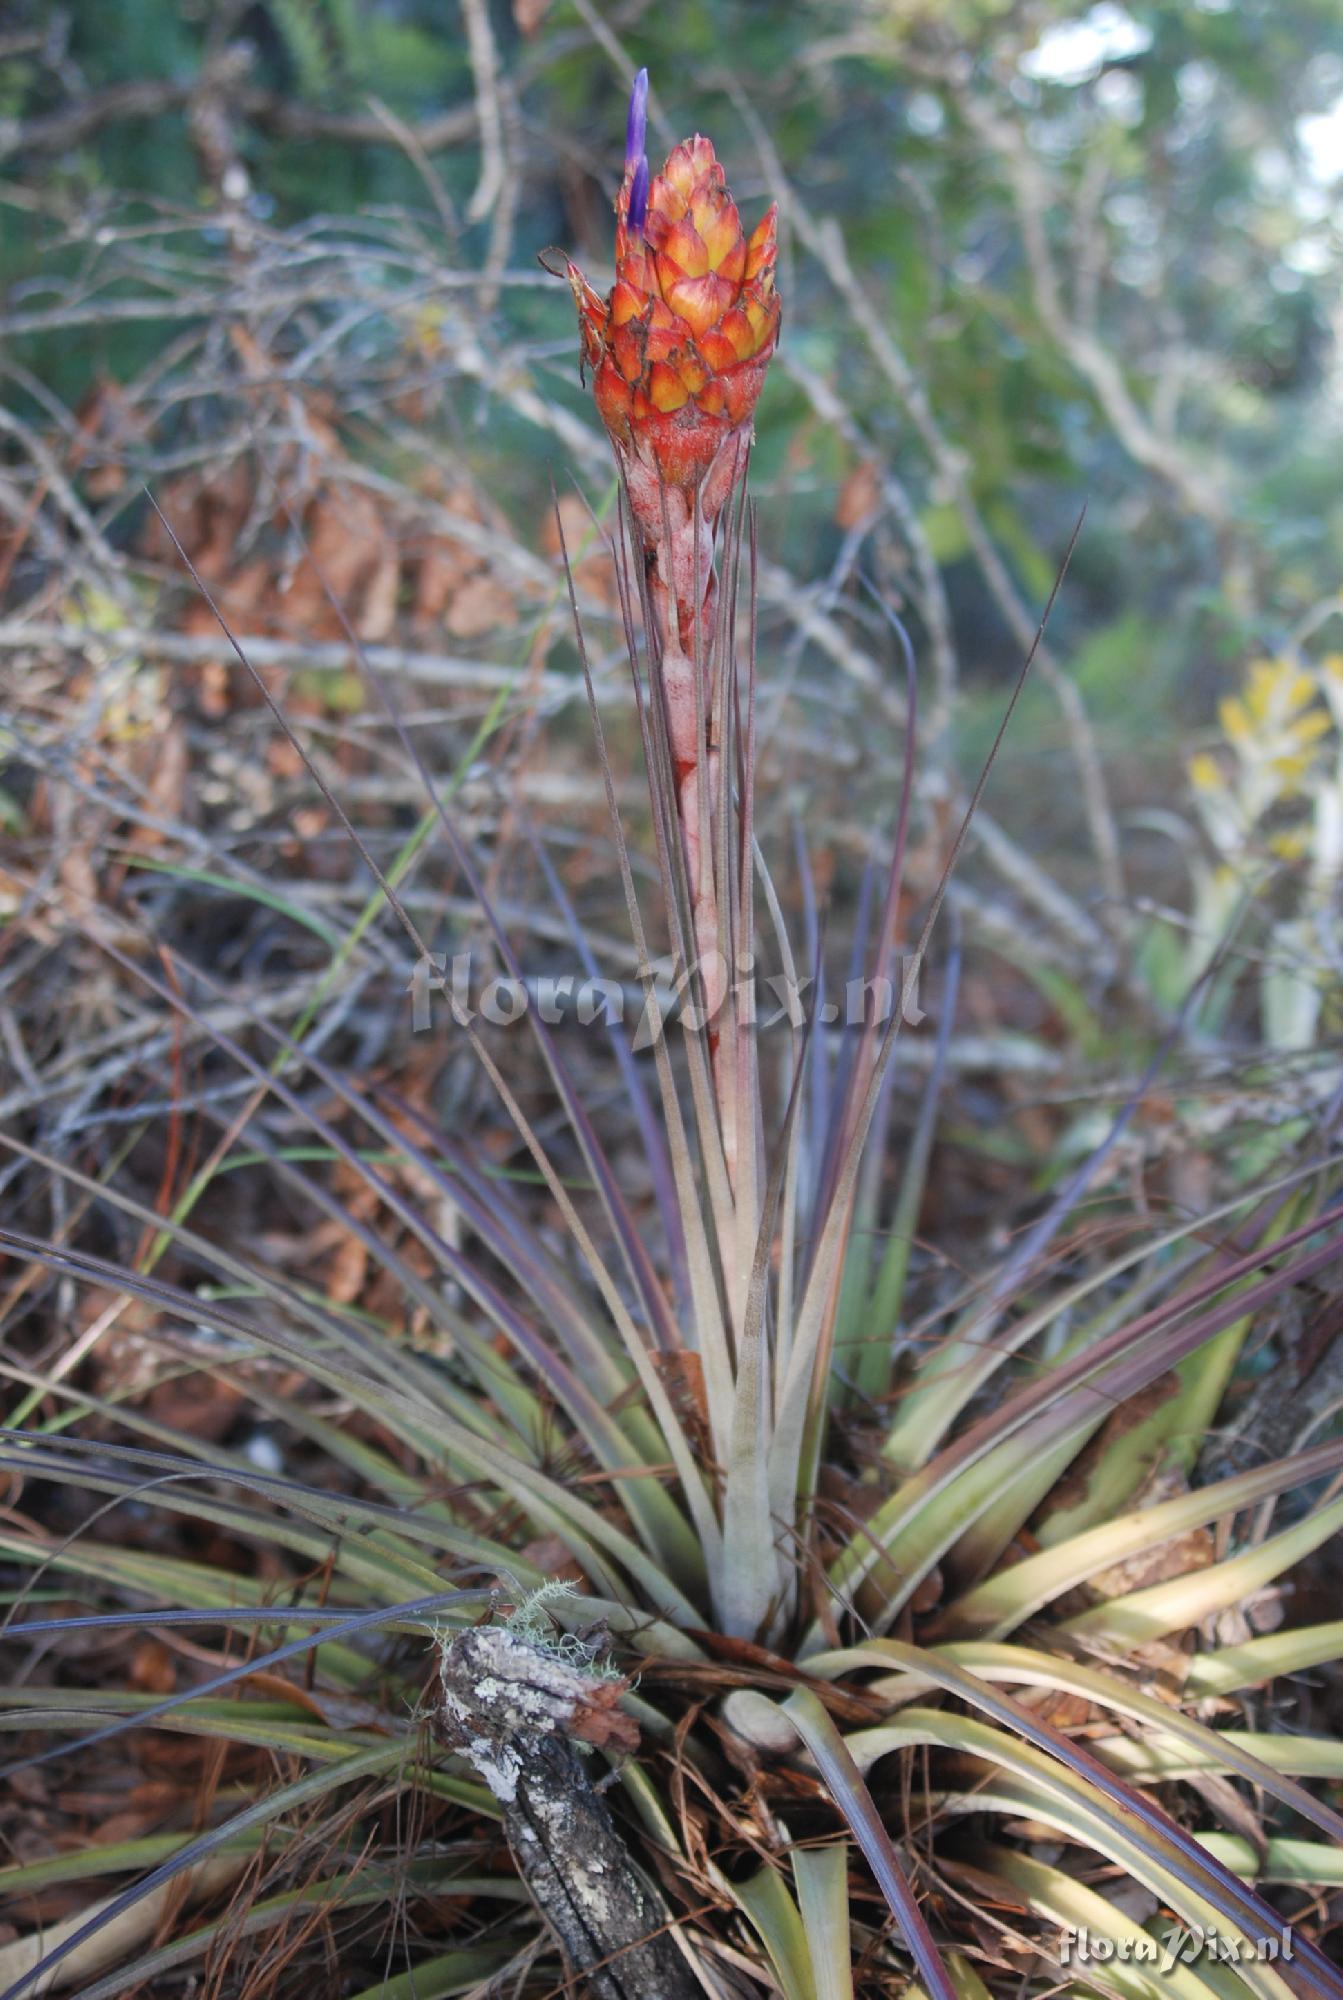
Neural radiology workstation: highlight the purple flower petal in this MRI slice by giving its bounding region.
[625,67,649,172]
[627,155,649,235]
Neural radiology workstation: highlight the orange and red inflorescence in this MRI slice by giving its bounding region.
[566,72,780,499]
[563,72,778,1184]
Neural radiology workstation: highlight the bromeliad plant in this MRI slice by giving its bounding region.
[1178,651,1343,1053]
[2,68,1343,2000]
[559,72,831,1643]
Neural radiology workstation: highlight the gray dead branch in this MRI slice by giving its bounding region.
[437,1624,701,2000]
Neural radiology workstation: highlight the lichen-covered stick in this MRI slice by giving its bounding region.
[437,1618,700,2000]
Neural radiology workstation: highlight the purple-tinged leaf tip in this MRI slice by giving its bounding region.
[625,67,648,171]
[627,154,649,235]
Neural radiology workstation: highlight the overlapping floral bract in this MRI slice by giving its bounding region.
[566,86,780,516]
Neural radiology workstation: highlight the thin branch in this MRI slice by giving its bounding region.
[0,78,478,164]
[460,0,506,227]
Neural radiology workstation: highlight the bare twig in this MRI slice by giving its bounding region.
[460,0,507,227]
[0,620,596,704]
[0,407,130,596]
[0,78,478,164]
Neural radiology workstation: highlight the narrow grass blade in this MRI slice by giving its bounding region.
[0,1739,425,2000]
